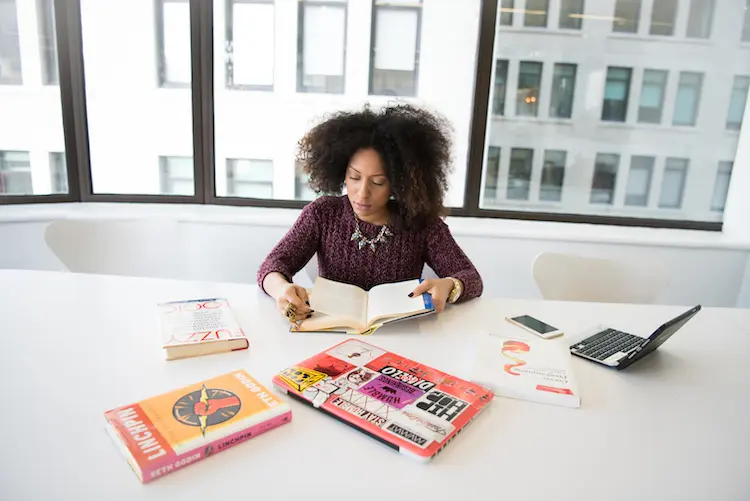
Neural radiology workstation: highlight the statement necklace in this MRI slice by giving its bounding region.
[351,218,392,253]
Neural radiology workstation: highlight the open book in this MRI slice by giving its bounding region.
[295,277,434,334]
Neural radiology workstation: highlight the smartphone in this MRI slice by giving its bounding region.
[506,315,564,339]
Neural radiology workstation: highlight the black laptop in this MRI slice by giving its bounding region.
[569,305,702,370]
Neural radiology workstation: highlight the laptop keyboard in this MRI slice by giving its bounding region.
[572,329,644,361]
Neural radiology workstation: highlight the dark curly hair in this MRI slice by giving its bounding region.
[297,103,453,230]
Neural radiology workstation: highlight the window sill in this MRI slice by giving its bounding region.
[498,27,584,38]
[491,116,574,125]
[608,34,714,46]
[1,201,748,252]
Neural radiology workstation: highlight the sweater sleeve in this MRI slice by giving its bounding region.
[423,218,483,302]
[256,201,321,294]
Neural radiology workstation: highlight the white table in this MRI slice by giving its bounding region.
[1,270,748,501]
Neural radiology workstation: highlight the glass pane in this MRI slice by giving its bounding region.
[710,162,733,212]
[482,1,749,223]
[499,0,514,26]
[726,75,749,130]
[517,61,542,117]
[650,0,677,36]
[744,0,750,42]
[82,0,194,195]
[549,63,576,119]
[524,0,549,28]
[298,1,347,94]
[0,1,66,195]
[50,152,67,194]
[493,60,508,115]
[559,0,583,30]
[686,0,714,39]
[214,0,480,207]
[612,0,641,33]
[638,69,667,124]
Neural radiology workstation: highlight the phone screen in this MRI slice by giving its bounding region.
[511,315,557,334]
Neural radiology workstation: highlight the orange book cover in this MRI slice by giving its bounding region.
[104,370,291,483]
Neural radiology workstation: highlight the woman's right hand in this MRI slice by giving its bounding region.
[274,282,313,322]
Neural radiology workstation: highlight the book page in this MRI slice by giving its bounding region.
[366,279,429,325]
[159,298,243,347]
[309,277,368,327]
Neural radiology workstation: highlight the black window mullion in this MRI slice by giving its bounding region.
[191,0,213,204]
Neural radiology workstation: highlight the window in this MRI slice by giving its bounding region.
[710,162,733,212]
[507,148,533,200]
[499,0,514,26]
[625,155,654,206]
[516,61,542,117]
[295,172,316,201]
[0,0,22,84]
[659,158,688,209]
[38,0,58,85]
[50,152,67,194]
[159,157,194,195]
[370,1,421,97]
[602,67,631,122]
[650,0,677,36]
[612,0,641,34]
[726,76,749,130]
[0,151,32,195]
[156,0,191,87]
[297,0,346,94]
[743,0,750,42]
[493,60,508,115]
[686,0,714,39]
[524,0,549,28]
[226,0,275,90]
[540,150,565,202]
[483,146,501,202]
[590,153,619,204]
[226,159,273,198]
[638,69,667,124]
[549,63,576,119]
[673,72,703,126]
[559,0,584,30]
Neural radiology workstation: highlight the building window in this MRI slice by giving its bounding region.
[50,152,67,194]
[602,67,631,122]
[0,151,32,195]
[493,60,508,115]
[612,0,641,34]
[710,161,733,212]
[297,0,347,94]
[226,158,273,198]
[524,0,549,28]
[499,0,514,26]
[686,0,714,39]
[483,146,501,202]
[559,0,584,30]
[590,153,619,204]
[743,0,750,42]
[638,69,668,124]
[624,155,654,206]
[659,158,688,209]
[38,0,58,85]
[516,61,542,117]
[549,63,576,119]
[650,0,677,36]
[159,156,194,195]
[0,0,22,84]
[225,0,275,90]
[673,71,703,126]
[507,148,533,200]
[156,0,191,87]
[370,0,421,97]
[726,75,749,130]
[295,171,316,201]
[540,150,566,202]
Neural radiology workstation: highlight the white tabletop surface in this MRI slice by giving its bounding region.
[1,269,749,501]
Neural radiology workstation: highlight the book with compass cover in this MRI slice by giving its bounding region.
[104,370,291,483]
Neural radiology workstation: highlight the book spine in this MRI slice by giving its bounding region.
[141,410,292,483]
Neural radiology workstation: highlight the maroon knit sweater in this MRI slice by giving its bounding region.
[257,196,482,303]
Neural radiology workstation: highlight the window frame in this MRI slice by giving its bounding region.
[296,0,348,94]
[3,0,736,232]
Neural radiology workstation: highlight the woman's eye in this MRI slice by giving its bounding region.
[349,176,361,181]
[373,182,384,187]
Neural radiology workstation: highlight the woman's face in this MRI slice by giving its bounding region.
[345,148,391,223]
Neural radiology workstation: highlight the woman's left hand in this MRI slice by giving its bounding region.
[409,278,455,313]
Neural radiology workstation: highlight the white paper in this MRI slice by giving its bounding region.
[163,2,191,83]
[374,8,418,71]
[366,279,425,324]
[303,4,346,76]
[309,277,368,326]
[233,2,274,86]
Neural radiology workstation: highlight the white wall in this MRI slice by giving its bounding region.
[1,207,748,308]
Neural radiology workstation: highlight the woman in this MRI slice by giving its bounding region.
[257,103,483,324]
